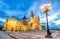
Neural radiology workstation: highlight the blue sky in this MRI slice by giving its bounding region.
[0,0,60,29]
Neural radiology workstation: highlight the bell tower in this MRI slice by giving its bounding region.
[30,11,34,23]
[30,11,34,18]
[30,11,34,30]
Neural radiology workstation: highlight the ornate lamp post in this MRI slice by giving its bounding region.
[40,2,52,38]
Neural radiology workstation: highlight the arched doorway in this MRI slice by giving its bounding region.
[11,27,13,31]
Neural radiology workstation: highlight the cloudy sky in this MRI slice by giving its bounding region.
[0,0,60,29]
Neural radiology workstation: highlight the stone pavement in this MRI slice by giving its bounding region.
[0,31,13,39]
[0,30,60,39]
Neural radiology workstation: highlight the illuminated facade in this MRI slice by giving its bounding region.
[3,11,43,32]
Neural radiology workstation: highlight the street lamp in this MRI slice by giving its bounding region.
[40,2,52,38]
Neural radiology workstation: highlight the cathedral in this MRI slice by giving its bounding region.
[3,11,43,32]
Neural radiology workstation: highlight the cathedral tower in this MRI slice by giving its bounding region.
[30,11,34,30]
[30,11,34,23]
[30,11,34,18]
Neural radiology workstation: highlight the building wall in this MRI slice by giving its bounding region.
[3,12,43,31]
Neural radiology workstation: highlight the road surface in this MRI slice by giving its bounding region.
[0,30,60,39]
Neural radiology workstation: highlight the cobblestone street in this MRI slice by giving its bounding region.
[0,30,60,39]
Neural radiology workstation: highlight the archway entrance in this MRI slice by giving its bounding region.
[11,27,13,31]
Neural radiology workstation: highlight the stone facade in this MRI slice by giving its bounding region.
[3,11,43,32]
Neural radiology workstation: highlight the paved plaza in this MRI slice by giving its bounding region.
[0,30,60,39]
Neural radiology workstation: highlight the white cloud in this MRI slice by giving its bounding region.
[0,18,5,22]
[4,9,25,17]
[40,12,59,23]
[53,20,60,25]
